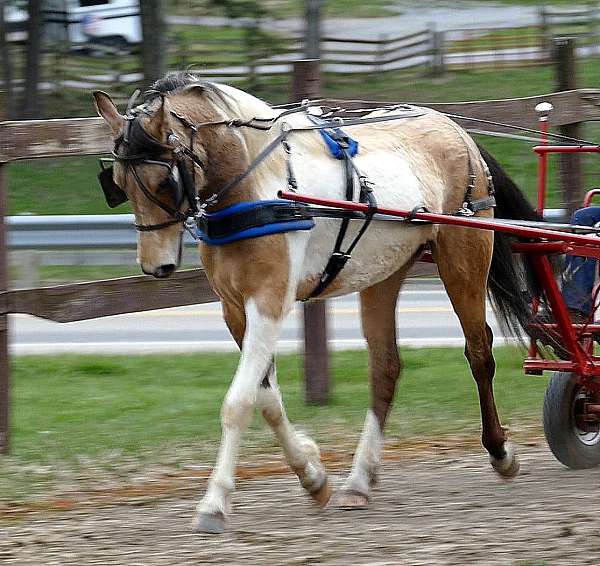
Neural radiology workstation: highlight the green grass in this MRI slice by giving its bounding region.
[449,26,543,53]
[0,347,546,502]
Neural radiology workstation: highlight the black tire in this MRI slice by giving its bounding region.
[543,371,600,469]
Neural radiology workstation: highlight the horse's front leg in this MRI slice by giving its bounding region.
[193,298,284,534]
[257,362,330,505]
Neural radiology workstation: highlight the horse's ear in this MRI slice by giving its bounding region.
[142,95,172,142]
[93,91,125,136]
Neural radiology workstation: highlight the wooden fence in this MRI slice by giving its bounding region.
[541,5,600,51]
[13,5,597,101]
[2,84,600,454]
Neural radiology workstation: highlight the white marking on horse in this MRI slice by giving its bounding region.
[343,409,383,496]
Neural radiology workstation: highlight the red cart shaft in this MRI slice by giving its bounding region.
[278,191,600,248]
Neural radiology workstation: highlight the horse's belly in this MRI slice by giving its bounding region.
[293,219,434,298]
[289,145,443,298]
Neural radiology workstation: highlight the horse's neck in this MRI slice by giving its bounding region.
[216,84,279,158]
[213,86,331,200]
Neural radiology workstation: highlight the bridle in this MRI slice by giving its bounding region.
[106,113,205,233]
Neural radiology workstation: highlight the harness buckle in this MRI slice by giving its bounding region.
[456,202,475,217]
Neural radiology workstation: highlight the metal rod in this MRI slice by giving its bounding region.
[534,145,600,153]
[279,191,600,248]
[536,111,550,214]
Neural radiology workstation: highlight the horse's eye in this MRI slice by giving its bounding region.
[158,174,178,194]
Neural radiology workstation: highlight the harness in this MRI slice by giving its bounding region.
[97,95,496,297]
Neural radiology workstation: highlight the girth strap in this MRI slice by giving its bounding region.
[308,148,377,299]
[197,202,312,240]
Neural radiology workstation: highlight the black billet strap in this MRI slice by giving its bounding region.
[308,150,356,299]
[135,218,183,232]
[467,196,497,213]
[197,203,312,240]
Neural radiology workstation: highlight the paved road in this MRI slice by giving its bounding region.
[169,1,544,38]
[8,280,514,355]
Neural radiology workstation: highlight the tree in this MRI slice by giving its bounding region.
[0,1,15,118]
[304,0,322,59]
[21,0,42,118]
[139,0,167,86]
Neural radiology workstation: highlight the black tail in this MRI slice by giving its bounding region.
[477,144,543,338]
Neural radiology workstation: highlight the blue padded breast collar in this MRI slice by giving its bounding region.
[196,199,315,246]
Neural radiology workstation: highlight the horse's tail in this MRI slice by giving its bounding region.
[477,144,543,338]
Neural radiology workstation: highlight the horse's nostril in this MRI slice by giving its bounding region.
[154,264,176,278]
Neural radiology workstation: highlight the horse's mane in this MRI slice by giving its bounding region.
[116,72,239,156]
[124,72,275,158]
[145,71,237,114]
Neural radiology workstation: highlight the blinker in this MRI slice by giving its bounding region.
[98,166,128,208]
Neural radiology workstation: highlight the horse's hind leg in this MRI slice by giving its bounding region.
[434,226,519,478]
[332,268,406,508]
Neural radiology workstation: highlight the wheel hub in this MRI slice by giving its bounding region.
[573,390,600,446]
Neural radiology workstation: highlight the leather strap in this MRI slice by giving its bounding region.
[197,203,312,240]
[308,148,377,299]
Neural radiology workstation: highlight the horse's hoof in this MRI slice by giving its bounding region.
[329,489,369,510]
[490,442,520,479]
[309,477,332,507]
[192,511,226,534]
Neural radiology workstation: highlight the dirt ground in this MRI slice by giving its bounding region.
[2,443,600,566]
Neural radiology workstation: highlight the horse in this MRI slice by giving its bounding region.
[94,71,541,534]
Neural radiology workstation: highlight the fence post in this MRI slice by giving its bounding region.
[539,6,550,58]
[0,162,9,455]
[590,5,600,55]
[291,59,331,405]
[430,28,445,76]
[554,37,583,216]
[245,22,259,91]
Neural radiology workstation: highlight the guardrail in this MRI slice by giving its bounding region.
[6,209,567,288]
[7,209,570,249]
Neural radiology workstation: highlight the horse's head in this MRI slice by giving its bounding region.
[93,76,244,278]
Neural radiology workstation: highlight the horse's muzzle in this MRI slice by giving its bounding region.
[145,264,176,278]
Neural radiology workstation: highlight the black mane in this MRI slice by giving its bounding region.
[146,71,200,98]
[144,71,235,111]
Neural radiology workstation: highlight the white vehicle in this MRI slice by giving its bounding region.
[5,1,141,49]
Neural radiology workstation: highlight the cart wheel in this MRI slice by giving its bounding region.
[543,372,600,469]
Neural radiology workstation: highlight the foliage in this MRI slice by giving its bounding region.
[206,0,267,20]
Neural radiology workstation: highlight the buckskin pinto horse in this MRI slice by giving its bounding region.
[94,72,540,534]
